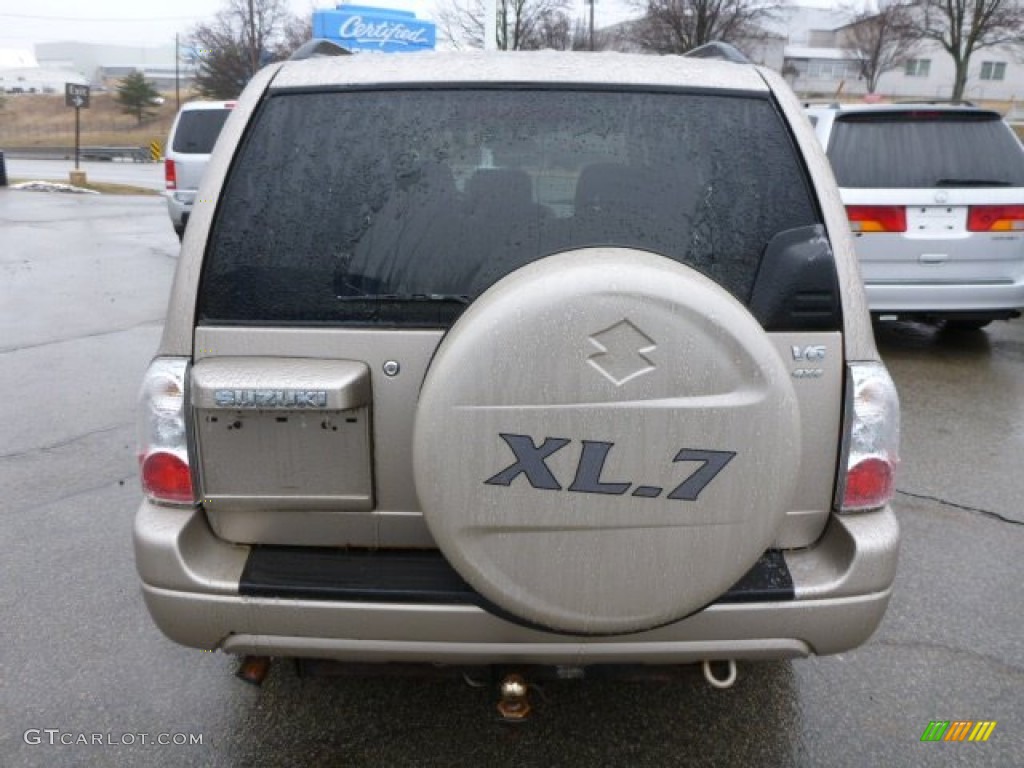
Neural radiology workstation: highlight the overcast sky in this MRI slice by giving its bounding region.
[0,0,847,52]
[0,0,649,50]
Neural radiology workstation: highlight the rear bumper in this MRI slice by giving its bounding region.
[165,190,195,229]
[864,280,1024,316]
[134,502,899,664]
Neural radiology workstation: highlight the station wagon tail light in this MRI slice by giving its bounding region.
[967,205,1024,231]
[846,205,906,233]
[165,158,177,190]
[138,357,194,506]
[841,362,900,512]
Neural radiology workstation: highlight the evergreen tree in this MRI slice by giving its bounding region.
[115,71,161,125]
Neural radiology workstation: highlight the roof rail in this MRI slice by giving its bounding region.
[683,42,751,64]
[289,39,352,61]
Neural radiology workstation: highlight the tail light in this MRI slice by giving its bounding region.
[846,205,907,233]
[165,158,177,190]
[138,358,194,506]
[841,362,900,512]
[967,204,1024,231]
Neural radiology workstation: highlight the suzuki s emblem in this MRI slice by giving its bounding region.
[587,319,656,386]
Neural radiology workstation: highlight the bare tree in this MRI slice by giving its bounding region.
[191,0,306,100]
[273,14,313,60]
[626,0,782,55]
[838,2,921,94]
[532,7,572,49]
[436,0,574,50]
[912,0,1024,100]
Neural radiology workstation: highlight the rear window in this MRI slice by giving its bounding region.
[199,88,820,326]
[827,111,1024,188]
[171,109,230,154]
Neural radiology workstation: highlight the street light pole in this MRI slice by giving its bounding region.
[175,33,180,112]
[248,0,258,74]
[588,0,595,51]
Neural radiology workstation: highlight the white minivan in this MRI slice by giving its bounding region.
[164,100,235,239]
[805,102,1024,330]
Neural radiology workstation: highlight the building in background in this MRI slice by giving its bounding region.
[35,41,196,91]
[0,48,88,93]
[611,4,1023,103]
[772,6,1023,102]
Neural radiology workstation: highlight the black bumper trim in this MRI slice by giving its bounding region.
[239,547,794,607]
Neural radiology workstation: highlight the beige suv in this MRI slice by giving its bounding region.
[135,49,900,683]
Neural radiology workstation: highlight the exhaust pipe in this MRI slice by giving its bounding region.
[236,655,272,686]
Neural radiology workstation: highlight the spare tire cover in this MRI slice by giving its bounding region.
[414,248,800,635]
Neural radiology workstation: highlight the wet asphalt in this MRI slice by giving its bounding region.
[0,188,1021,767]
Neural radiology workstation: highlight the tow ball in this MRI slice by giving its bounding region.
[496,673,531,722]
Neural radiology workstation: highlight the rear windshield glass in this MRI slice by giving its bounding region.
[172,109,231,154]
[199,88,819,327]
[827,111,1024,188]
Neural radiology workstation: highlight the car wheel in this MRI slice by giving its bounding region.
[413,248,801,635]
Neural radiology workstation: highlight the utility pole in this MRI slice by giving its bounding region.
[248,0,259,74]
[175,33,180,112]
[485,0,497,50]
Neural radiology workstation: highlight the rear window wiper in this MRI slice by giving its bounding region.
[935,178,1014,187]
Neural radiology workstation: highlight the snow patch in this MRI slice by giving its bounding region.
[11,181,99,195]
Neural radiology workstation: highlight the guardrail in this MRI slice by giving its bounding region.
[0,146,154,162]
[79,146,151,163]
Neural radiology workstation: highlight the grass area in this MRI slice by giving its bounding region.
[0,90,188,149]
[9,177,162,196]
[5,86,1022,149]
[76,181,162,196]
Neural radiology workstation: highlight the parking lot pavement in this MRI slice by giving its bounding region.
[1,189,1021,767]
[875,320,1024,527]
[4,158,165,191]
